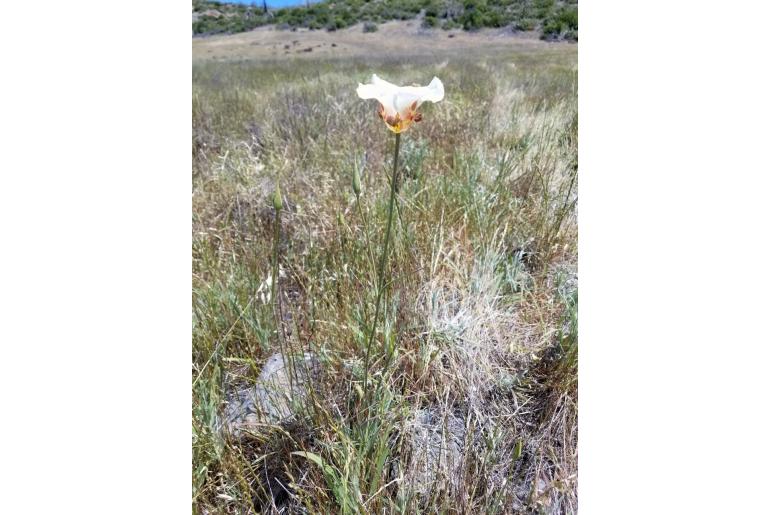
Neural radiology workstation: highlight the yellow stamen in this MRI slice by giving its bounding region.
[377,105,424,133]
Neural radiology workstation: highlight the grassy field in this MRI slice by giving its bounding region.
[193,32,577,513]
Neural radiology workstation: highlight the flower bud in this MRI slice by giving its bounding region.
[352,166,362,196]
[273,183,283,211]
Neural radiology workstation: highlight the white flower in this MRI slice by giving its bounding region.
[356,74,444,133]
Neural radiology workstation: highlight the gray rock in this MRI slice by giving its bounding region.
[223,352,318,436]
[402,408,466,499]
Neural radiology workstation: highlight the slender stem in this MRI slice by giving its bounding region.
[354,196,374,345]
[272,205,292,391]
[362,131,400,394]
[356,196,376,273]
[272,210,280,328]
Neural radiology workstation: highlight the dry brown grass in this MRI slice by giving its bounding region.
[193,32,577,513]
[192,20,573,62]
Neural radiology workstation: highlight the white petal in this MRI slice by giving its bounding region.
[357,74,398,115]
[393,77,444,116]
[358,75,444,119]
[371,74,399,91]
[356,82,381,100]
[356,74,388,98]
[422,76,445,103]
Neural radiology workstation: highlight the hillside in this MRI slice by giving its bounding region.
[192,0,578,41]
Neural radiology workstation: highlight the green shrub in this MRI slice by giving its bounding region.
[534,0,555,18]
[557,6,578,30]
[442,18,459,30]
[193,16,231,35]
[541,19,562,39]
[192,0,577,36]
[328,16,347,30]
[540,4,578,40]
[514,18,535,31]
[459,9,483,30]
[483,10,504,27]
[425,3,440,17]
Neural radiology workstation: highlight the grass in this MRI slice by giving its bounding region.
[192,0,579,40]
[193,44,577,513]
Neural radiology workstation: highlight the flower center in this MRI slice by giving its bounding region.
[377,101,423,134]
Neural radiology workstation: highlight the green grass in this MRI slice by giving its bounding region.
[192,0,579,40]
[193,46,577,513]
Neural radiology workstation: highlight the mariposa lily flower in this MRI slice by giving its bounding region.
[356,74,444,133]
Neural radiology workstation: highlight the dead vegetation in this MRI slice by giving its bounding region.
[193,43,577,513]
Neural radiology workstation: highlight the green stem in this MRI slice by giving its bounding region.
[272,204,292,391]
[362,131,400,394]
[356,196,376,274]
[272,210,280,325]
